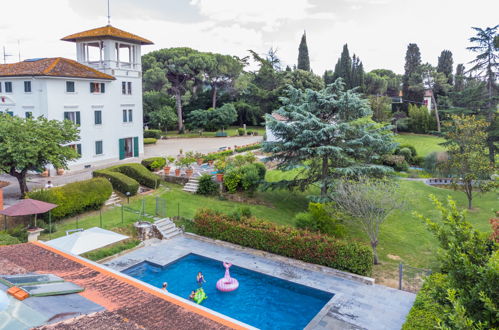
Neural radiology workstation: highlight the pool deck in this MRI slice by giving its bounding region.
[104,234,415,330]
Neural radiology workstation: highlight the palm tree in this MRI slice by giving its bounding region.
[467,25,499,163]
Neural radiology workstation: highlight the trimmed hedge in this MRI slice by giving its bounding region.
[204,150,234,161]
[144,129,162,139]
[27,178,112,220]
[144,138,157,144]
[193,209,373,276]
[235,143,261,153]
[141,157,166,171]
[402,273,448,329]
[0,232,20,245]
[93,170,139,196]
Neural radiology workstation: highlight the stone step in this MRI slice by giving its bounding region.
[156,223,175,231]
[163,229,182,239]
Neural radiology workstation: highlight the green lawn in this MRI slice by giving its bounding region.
[42,170,496,284]
[395,133,446,157]
[163,126,265,138]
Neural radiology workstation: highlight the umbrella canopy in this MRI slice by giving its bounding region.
[0,199,57,217]
[44,227,129,255]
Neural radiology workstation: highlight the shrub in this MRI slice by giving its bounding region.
[295,203,346,237]
[0,232,20,245]
[235,143,262,153]
[229,207,252,221]
[108,163,161,189]
[81,239,141,261]
[396,118,411,132]
[141,157,166,171]
[27,178,112,220]
[408,104,431,134]
[238,128,245,136]
[402,273,449,329]
[193,209,373,276]
[6,225,28,243]
[252,161,267,180]
[398,144,418,159]
[197,174,219,195]
[383,154,409,172]
[413,156,425,167]
[423,152,449,176]
[37,219,58,234]
[144,138,157,144]
[205,150,234,162]
[223,168,242,193]
[144,129,162,139]
[397,147,413,163]
[93,169,139,196]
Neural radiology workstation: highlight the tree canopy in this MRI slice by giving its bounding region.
[0,114,80,196]
[297,32,311,71]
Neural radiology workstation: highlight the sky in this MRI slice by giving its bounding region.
[1,0,498,75]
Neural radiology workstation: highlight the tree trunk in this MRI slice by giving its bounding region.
[431,94,441,132]
[320,156,328,198]
[465,181,473,210]
[371,240,379,265]
[10,168,29,197]
[174,90,183,132]
[212,85,217,109]
[487,138,496,165]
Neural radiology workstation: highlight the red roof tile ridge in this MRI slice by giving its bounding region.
[61,25,153,45]
[31,242,247,330]
[43,58,61,75]
[59,57,115,80]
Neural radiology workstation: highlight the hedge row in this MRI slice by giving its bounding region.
[144,129,162,139]
[204,150,234,161]
[93,163,160,195]
[144,138,157,144]
[93,170,139,196]
[193,209,373,276]
[141,157,166,171]
[235,143,261,153]
[27,178,112,220]
[402,273,448,329]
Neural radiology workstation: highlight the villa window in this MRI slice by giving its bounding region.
[127,82,132,94]
[94,110,102,125]
[5,82,12,93]
[128,109,133,122]
[123,109,133,122]
[0,83,3,93]
[66,81,75,93]
[25,112,32,118]
[24,81,31,93]
[95,140,103,155]
[122,81,132,95]
[64,111,81,125]
[90,82,105,94]
[68,143,82,156]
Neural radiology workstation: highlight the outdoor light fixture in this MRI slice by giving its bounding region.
[126,192,130,204]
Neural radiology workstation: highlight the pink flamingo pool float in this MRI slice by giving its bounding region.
[216,262,239,292]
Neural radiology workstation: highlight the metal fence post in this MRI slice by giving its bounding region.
[177,202,180,220]
[155,197,158,216]
[48,211,52,240]
[121,205,124,224]
[99,209,103,228]
[399,263,403,290]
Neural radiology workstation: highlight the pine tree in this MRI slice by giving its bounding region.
[332,44,353,88]
[402,43,423,107]
[297,31,311,71]
[263,79,395,199]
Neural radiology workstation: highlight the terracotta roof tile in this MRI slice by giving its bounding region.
[0,243,237,330]
[0,58,115,80]
[62,25,153,45]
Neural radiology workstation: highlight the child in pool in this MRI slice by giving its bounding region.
[189,290,196,300]
[196,272,206,286]
[161,282,168,292]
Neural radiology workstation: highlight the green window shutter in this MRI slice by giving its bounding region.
[76,112,81,125]
[133,136,139,157]
[90,83,94,93]
[101,83,105,93]
[64,112,70,120]
[76,144,82,156]
[122,110,127,122]
[119,138,125,160]
[94,111,102,125]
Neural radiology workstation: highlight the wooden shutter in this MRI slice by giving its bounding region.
[133,137,139,157]
[76,144,82,155]
[64,112,70,120]
[101,83,105,93]
[90,83,94,93]
[119,138,125,160]
[75,112,81,125]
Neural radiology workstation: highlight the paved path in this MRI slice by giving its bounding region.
[106,235,415,330]
[1,136,262,204]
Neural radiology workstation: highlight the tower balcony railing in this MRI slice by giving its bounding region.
[83,60,141,71]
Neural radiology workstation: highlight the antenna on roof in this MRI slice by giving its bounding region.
[107,0,111,25]
[18,40,21,62]
[3,46,12,64]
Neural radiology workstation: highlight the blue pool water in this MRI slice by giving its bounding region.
[122,254,333,329]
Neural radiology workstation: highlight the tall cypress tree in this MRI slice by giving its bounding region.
[437,50,454,85]
[297,31,311,71]
[332,44,352,88]
[454,64,465,92]
[402,43,423,107]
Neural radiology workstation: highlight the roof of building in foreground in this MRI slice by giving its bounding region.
[61,25,153,45]
[0,58,115,80]
[0,242,242,330]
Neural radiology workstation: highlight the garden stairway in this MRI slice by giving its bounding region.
[182,178,199,193]
[105,192,121,207]
[154,218,182,239]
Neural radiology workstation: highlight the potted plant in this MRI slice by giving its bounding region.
[214,159,227,182]
[194,152,204,165]
[174,160,182,176]
[205,154,215,166]
[182,153,196,178]
[164,156,175,175]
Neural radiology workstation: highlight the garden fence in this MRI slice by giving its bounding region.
[398,263,432,292]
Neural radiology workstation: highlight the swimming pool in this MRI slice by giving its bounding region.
[122,254,334,329]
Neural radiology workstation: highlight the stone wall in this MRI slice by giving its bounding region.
[162,175,189,185]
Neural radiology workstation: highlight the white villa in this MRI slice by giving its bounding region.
[0,25,153,170]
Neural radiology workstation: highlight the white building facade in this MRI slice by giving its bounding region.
[0,25,153,170]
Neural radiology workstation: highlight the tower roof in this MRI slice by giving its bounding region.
[0,58,115,80]
[61,25,153,45]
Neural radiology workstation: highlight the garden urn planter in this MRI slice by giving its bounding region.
[175,168,181,176]
[196,158,203,166]
[41,169,49,177]
[186,168,194,178]
[164,166,171,175]
[56,168,64,176]
[216,173,224,182]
